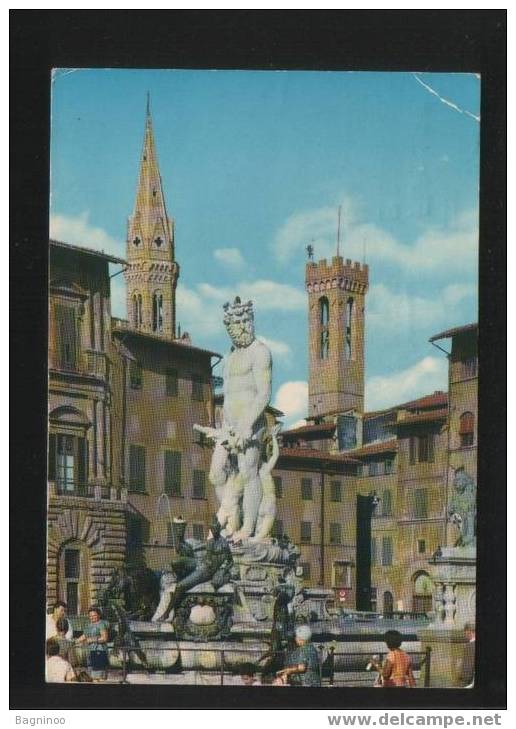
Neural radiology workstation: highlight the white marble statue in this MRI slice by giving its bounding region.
[194,297,274,541]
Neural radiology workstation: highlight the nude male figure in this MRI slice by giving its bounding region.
[208,297,272,541]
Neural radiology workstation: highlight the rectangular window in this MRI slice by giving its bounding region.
[382,536,393,566]
[191,374,204,401]
[192,470,206,499]
[165,368,178,396]
[274,476,283,498]
[460,432,474,447]
[368,461,379,477]
[463,356,477,378]
[301,478,313,500]
[55,303,78,370]
[370,587,377,612]
[272,518,284,538]
[300,521,312,544]
[164,451,181,496]
[418,539,426,554]
[55,435,88,493]
[356,463,364,477]
[129,360,143,390]
[414,488,428,519]
[301,562,311,581]
[192,523,204,541]
[330,480,342,502]
[329,522,342,545]
[371,536,377,566]
[418,434,435,463]
[64,549,80,579]
[129,444,146,492]
[384,459,394,475]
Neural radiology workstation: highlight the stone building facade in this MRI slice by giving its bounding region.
[47,240,128,614]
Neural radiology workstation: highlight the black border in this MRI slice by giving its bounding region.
[11,9,506,710]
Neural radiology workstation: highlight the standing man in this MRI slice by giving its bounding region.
[46,601,73,640]
[458,622,476,688]
[208,297,272,541]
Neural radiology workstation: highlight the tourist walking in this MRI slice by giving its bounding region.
[275,624,321,687]
[76,606,110,682]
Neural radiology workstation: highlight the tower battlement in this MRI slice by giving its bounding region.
[305,256,369,294]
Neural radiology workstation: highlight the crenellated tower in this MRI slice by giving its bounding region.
[125,97,179,339]
[306,255,369,419]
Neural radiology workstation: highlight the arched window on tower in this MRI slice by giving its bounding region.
[137,294,143,328]
[152,292,164,333]
[319,296,330,360]
[345,297,354,359]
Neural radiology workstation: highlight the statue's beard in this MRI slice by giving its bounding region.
[226,323,255,348]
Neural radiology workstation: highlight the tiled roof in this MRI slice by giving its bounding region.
[112,325,221,358]
[429,322,478,342]
[282,422,336,437]
[50,238,127,265]
[347,438,398,458]
[278,447,361,465]
[396,408,448,427]
[397,391,448,411]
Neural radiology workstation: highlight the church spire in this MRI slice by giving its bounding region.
[129,96,173,252]
[125,98,179,339]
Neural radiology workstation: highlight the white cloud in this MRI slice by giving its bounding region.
[213,247,245,269]
[257,336,292,362]
[367,281,477,335]
[197,280,305,311]
[365,356,448,412]
[272,201,478,276]
[176,284,222,338]
[49,211,124,258]
[274,381,308,426]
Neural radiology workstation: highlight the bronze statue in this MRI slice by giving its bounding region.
[161,515,233,621]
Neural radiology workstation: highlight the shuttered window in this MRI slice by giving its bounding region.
[53,434,88,493]
[129,445,146,492]
[418,434,434,462]
[382,489,393,516]
[192,523,204,541]
[382,537,393,566]
[301,478,313,500]
[330,481,342,502]
[55,304,77,370]
[164,451,181,496]
[414,488,428,519]
[192,470,206,499]
[300,521,312,544]
[459,412,474,447]
[329,522,342,545]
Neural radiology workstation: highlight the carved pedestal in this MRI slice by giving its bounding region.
[419,547,476,688]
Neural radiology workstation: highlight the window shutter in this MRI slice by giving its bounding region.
[414,489,428,519]
[58,305,77,369]
[193,470,206,499]
[48,433,56,480]
[77,437,88,486]
[459,412,474,434]
[129,445,146,492]
[164,451,181,496]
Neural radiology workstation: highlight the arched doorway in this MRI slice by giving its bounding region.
[383,590,394,616]
[412,571,433,614]
[57,540,91,616]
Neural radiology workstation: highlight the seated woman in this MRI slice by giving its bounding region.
[275,625,321,687]
[76,606,110,682]
[46,638,76,683]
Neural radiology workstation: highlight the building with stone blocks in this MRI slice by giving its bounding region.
[47,240,128,615]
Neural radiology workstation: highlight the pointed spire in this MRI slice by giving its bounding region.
[129,96,173,248]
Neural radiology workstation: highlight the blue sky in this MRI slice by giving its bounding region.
[50,69,480,426]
